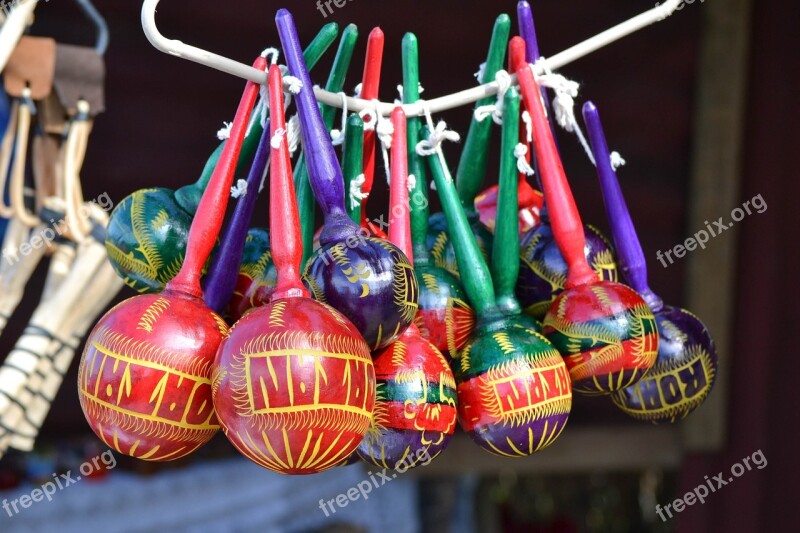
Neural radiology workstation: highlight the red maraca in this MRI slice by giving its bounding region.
[213,65,374,474]
[403,33,475,361]
[77,58,265,460]
[474,35,544,234]
[582,101,717,422]
[357,108,457,469]
[517,65,659,396]
[515,6,618,320]
[278,10,418,351]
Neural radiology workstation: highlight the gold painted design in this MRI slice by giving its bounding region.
[392,261,418,323]
[131,195,164,273]
[269,301,287,328]
[591,248,618,281]
[660,319,689,343]
[342,262,373,298]
[305,276,327,304]
[241,248,273,279]
[106,241,159,280]
[137,298,170,333]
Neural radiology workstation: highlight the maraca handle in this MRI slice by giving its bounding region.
[343,114,365,224]
[517,66,597,289]
[517,1,542,65]
[277,10,353,236]
[492,88,522,313]
[403,33,431,263]
[202,118,271,313]
[426,140,496,317]
[167,57,265,298]
[297,24,359,263]
[388,108,413,262]
[456,14,510,213]
[509,37,537,190]
[269,65,309,300]
[359,27,384,226]
[583,101,663,311]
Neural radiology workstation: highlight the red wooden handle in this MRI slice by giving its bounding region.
[269,65,309,300]
[360,27,384,225]
[168,57,265,297]
[509,37,533,185]
[517,65,597,288]
[388,107,413,262]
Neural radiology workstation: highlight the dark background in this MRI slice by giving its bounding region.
[1,0,797,531]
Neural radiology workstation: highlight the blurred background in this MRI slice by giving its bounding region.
[0,0,796,531]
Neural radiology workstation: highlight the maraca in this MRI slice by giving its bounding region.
[77,59,265,460]
[515,6,617,320]
[201,27,344,318]
[278,10,418,351]
[403,33,475,361]
[582,102,717,421]
[425,88,572,457]
[357,108,457,469]
[517,65,658,396]
[104,23,339,294]
[474,32,544,234]
[213,65,374,474]
[426,15,509,278]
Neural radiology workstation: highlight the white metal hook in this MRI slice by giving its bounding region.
[141,0,683,118]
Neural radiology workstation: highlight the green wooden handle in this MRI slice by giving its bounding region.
[455,14,510,215]
[425,133,496,317]
[295,23,359,264]
[342,113,364,224]
[402,33,431,263]
[493,87,522,314]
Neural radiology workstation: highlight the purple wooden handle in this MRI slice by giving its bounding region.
[517,1,542,63]
[583,101,663,311]
[202,118,271,313]
[277,9,353,240]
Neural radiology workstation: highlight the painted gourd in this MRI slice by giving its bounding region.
[213,63,374,474]
[517,65,658,396]
[426,86,571,457]
[357,108,456,468]
[278,12,418,351]
[78,60,264,460]
[581,101,717,421]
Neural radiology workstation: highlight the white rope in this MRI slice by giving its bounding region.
[417,106,460,186]
[216,121,232,140]
[374,101,394,185]
[330,92,348,146]
[610,151,626,170]
[261,47,279,65]
[514,143,535,176]
[286,115,301,155]
[349,173,367,211]
[395,83,424,104]
[474,62,487,82]
[408,174,417,193]
[522,111,533,143]
[474,69,512,125]
[271,127,286,149]
[353,83,363,99]
[533,57,596,165]
[284,76,303,95]
[230,179,248,198]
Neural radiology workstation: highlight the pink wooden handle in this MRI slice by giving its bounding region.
[388,107,413,262]
[517,65,597,288]
[269,65,309,300]
[168,57,265,297]
[359,27,384,224]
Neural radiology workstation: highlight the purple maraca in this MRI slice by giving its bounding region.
[277,10,418,351]
[583,101,718,423]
